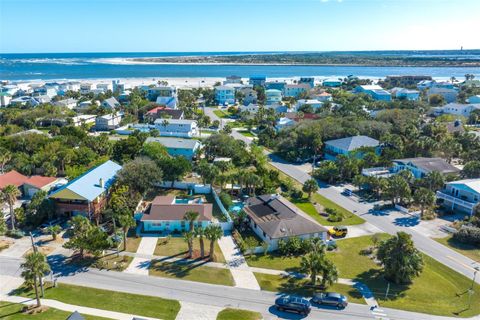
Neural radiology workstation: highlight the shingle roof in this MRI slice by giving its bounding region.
[102,97,119,109]
[244,194,328,239]
[0,170,28,189]
[146,107,184,120]
[393,157,460,175]
[49,160,122,202]
[145,137,200,150]
[141,196,213,222]
[24,176,58,189]
[325,135,380,152]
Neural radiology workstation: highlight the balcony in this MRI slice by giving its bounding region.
[436,191,476,211]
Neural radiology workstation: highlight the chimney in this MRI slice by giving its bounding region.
[99,178,104,188]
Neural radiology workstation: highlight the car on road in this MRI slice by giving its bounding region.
[328,226,348,238]
[275,295,311,315]
[311,292,348,309]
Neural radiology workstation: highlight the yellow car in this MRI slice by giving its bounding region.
[328,226,348,238]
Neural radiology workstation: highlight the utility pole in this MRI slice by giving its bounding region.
[29,232,45,297]
[470,266,479,290]
[384,282,390,300]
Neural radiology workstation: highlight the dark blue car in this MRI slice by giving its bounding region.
[275,296,311,315]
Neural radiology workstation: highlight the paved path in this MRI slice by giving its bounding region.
[326,222,382,240]
[217,235,261,290]
[124,237,158,275]
[2,295,161,320]
[175,301,223,320]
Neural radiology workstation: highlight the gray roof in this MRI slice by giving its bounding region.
[325,135,380,152]
[244,194,328,239]
[102,97,119,108]
[67,311,85,320]
[393,157,460,175]
[145,137,200,150]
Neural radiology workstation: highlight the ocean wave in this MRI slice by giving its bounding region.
[87,57,165,65]
[1,58,88,65]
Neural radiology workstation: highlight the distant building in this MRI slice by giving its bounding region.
[0,92,12,107]
[71,114,96,127]
[249,75,267,87]
[140,195,213,233]
[224,75,242,85]
[96,83,112,92]
[145,106,184,122]
[244,194,328,250]
[214,86,235,105]
[298,77,315,88]
[295,99,323,112]
[101,97,120,110]
[390,88,420,101]
[436,179,480,216]
[95,113,123,131]
[239,103,260,115]
[33,86,57,98]
[392,157,460,179]
[112,80,128,93]
[322,79,342,87]
[266,89,283,105]
[54,98,78,109]
[265,81,286,91]
[428,87,458,103]
[324,135,380,160]
[145,137,201,160]
[49,160,122,219]
[237,87,257,106]
[283,84,310,98]
[275,117,296,131]
[432,103,480,117]
[153,119,198,138]
[311,91,333,102]
[80,83,94,94]
[354,85,391,101]
[385,75,432,87]
[10,96,40,107]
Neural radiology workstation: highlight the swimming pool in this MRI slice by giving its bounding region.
[229,201,244,213]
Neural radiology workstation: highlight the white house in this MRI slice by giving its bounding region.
[153,118,198,138]
[101,97,120,110]
[33,86,57,98]
[432,103,480,117]
[239,103,260,114]
[0,93,12,107]
[266,89,282,105]
[96,83,112,92]
[71,115,96,127]
[54,98,78,109]
[80,83,94,94]
[10,96,40,107]
[244,194,328,251]
[275,117,295,131]
[295,99,323,112]
[95,113,123,131]
[436,179,480,216]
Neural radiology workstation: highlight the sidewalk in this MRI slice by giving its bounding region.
[124,237,158,275]
[2,295,162,320]
[175,301,223,320]
[217,234,261,290]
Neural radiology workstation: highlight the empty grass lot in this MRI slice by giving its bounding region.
[149,260,234,286]
[154,237,226,263]
[216,308,262,320]
[0,302,109,320]
[14,283,181,320]
[434,235,480,262]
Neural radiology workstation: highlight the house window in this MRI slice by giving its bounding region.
[181,221,186,230]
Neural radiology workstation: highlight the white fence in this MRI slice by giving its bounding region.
[219,222,234,231]
[211,188,233,222]
[154,181,212,194]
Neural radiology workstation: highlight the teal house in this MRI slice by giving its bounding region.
[145,137,201,160]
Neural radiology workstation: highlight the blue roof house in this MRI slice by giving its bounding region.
[355,85,391,101]
[324,135,380,160]
[49,160,122,220]
[145,137,201,160]
[249,75,267,87]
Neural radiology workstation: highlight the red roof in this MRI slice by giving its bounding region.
[24,176,58,189]
[0,170,28,189]
[146,106,169,115]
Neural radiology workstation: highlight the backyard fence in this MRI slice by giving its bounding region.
[211,188,233,223]
[154,181,212,194]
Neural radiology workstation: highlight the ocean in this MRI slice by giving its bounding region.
[1,52,480,81]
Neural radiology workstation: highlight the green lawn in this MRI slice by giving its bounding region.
[123,234,142,253]
[94,254,133,272]
[246,234,389,279]
[154,237,226,263]
[267,164,365,226]
[0,302,109,320]
[253,273,365,305]
[213,110,230,118]
[205,193,229,222]
[13,283,180,320]
[216,308,262,320]
[237,130,255,138]
[149,260,234,286]
[434,235,480,262]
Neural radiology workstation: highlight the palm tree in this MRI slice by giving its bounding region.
[119,215,136,251]
[183,231,195,258]
[195,227,206,258]
[205,224,223,261]
[183,210,199,233]
[0,151,11,174]
[300,251,323,286]
[319,259,339,289]
[2,185,21,231]
[21,252,51,307]
[303,178,319,199]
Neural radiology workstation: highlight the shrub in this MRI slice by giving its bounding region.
[219,192,233,208]
[290,189,303,199]
[453,225,480,245]
[326,242,337,251]
[326,207,344,222]
[6,229,25,239]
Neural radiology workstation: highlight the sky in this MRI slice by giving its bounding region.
[0,0,479,53]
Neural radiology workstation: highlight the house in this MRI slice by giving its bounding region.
[95,113,123,131]
[10,96,40,107]
[391,88,420,101]
[0,84,20,96]
[266,89,282,105]
[468,95,480,104]
[145,106,184,122]
[295,99,323,112]
[462,80,480,88]
[214,86,235,105]
[354,85,391,101]
[140,195,212,233]
[237,87,257,106]
[428,87,458,103]
[80,83,94,94]
[71,114,96,127]
[75,100,93,111]
[266,104,288,114]
[0,92,12,107]
[432,103,480,117]
[23,176,67,198]
[385,75,432,87]
[311,91,333,102]
[101,97,120,110]
[299,77,315,88]
[112,80,129,93]
[0,170,29,190]
[153,119,198,138]
[224,75,242,85]
[417,80,436,90]
[324,135,380,160]
[265,81,286,91]
[49,160,122,219]
[391,157,460,179]
[436,179,480,216]
[145,137,201,160]
[35,95,52,104]
[239,103,260,115]
[275,117,296,131]
[96,83,112,92]
[249,75,266,87]
[33,86,57,98]
[283,84,310,98]
[244,194,328,250]
[54,98,78,109]
[153,87,178,109]
[322,79,342,87]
